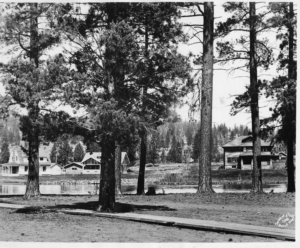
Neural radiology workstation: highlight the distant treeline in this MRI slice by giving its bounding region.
[145,122,251,164]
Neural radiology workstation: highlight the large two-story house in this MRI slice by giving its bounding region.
[1,144,62,176]
[222,135,283,170]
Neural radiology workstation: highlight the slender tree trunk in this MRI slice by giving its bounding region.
[249,2,263,193]
[115,143,122,196]
[137,16,149,195]
[98,139,116,211]
[286,2,295,193]
[24,3,40,199]
[30,3,39,67]
[197,2,214,193]
[137,130,147,195]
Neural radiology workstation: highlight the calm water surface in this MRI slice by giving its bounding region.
[0,183,287,195]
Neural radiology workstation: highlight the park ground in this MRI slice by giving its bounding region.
[0,193,295,242]
[0,163,295,242]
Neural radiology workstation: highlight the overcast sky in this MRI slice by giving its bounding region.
[176,2,281,128]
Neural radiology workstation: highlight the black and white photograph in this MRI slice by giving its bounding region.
[0,1,297,245]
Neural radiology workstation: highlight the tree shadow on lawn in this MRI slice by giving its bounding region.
[46,200,177,213]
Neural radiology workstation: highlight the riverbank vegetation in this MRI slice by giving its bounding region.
[0,163,289,186]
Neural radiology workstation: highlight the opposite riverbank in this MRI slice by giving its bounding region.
[0,164,289,186]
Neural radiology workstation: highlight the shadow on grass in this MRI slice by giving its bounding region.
[47,201,176,213]
[1,194,177,214]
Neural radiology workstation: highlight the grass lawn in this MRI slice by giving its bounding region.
[0,163,294,242]
[0,192,295,242]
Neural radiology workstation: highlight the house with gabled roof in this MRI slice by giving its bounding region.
[63,152,130,174]
[222,135,282,170]
[1,144,62,176]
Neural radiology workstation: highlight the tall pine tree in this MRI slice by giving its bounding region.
[73,143,85,162]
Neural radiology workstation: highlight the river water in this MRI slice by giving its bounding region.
[0,183,287,195]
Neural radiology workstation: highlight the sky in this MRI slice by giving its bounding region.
[176,2,280,128]
[0,2,294,129]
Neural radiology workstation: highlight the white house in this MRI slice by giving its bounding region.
[1,144,62,176]
[63,152,130,174]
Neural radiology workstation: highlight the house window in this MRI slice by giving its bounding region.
[72,168,78,170]
[43,166,46,172]
[84,165,100,170]
[243,157,252,165]
[25,166,28,172]
[228,157,237,163]
[12,167,19,174]
[40,158,44,161]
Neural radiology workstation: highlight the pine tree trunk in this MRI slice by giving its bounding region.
[115,143,122,196]
[286,137,295,192]
[197,2,214,194]
[30,3,39,67]
[24,122,40,199]
[286,2,295,193]
[136,17,149,196]
[137,131,146,195]
[249,2,263,193]
[98,139,116,212]
[24,3,40,199]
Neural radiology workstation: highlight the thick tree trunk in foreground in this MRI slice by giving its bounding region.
[286,138,295,192]
[286,2,295,193]
[249,3,263,193]
[24,3,40,199]
[137,131,147,195]
[24,120,40,199]
[197,2,214,193]
[115,143,122,196]
[98,139,116,211]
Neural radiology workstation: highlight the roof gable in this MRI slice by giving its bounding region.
[223,135,271,148]
[9,145,52,163]
[82,152,101,163]
[64,162,83,169]
[81,152,129,164]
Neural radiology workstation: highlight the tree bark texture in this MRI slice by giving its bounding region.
[24,3,40,199]
[24,115,40,199]
[98,139,116,211]
[249,2,263,193]
[286,2,295,192]
[137,17,149,195]
[30,3,39,67]
[137,131,147,195]
[197,2,214,194]
[115,143,122,196]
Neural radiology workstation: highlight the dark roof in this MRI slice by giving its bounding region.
[64,162,83,169]
[223,135,271,148]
